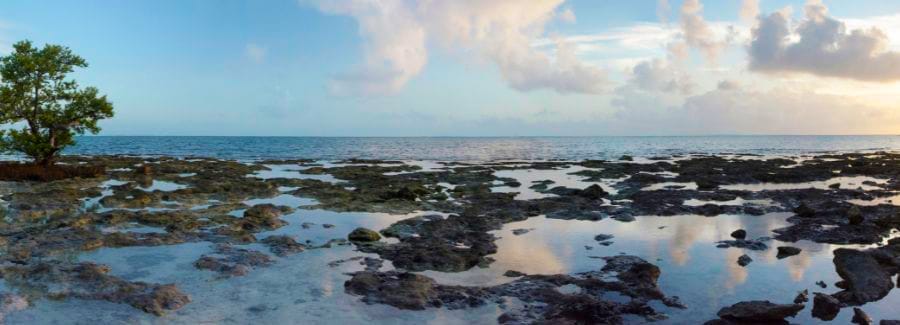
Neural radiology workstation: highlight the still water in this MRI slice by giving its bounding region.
[57,135,900,161]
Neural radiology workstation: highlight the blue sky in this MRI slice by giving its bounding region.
[2,0,900,136]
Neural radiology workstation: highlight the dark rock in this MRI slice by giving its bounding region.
[793,290,808,304]
[348,227,381,242]
[730,229,747,240]
[832,248,894,304]
[816,280,827,288]
[848,206,864,225]
[344,271,483,310]
[194,244,273,277]
[594,233,614,242]
[503,270,525,277]
[811,292,841,321]
[715,300,803,323]
[619,155,633,161]
[829,183,841,189]
[578,184,608,199]
[794,203,816,218]
[129,284,192,316]
[881,320,900,325]
[716,237,770,250]
[776,246,802,259]
[261,235,306,256]
[737,254,753,267]
[511,228,531,236]
[852,307,873,325]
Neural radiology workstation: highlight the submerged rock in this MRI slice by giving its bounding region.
[711,300,804,323]
[261,235,306,256]
[793,290,809,304]
[0,261,190,316]
[194,244,273,277]
[716,237,770,251]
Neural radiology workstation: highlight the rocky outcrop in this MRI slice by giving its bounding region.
[832,248,894,304]
[707,300,803,324]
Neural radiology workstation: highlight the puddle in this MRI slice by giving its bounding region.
[416,213,900,324]
[138,180,188,192]
[252,164,343,184]
[720,176,887,192]
[491,165,617,200]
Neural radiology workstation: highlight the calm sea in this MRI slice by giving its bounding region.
[54,135,900,161]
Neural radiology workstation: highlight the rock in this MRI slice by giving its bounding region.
[128,284,192,316]
[135,165,152,175]
[696,179,721,191]
[348,227,381,242]
[578,184,608,199]
[776,246,802,259]
[737,254,753,267]
[793,290,808,304]
[852,307,872,325]
[832,248,894,304]
[261,235,306,256]
[242,204,289,229]
[503,270,525,277]
[323,223,335,228]
[511,228,531,236]
[619,155,633,161]
[848,206,864,225]
[882,320,900,325]
[816,280,827,288]
[716,237,770,251]
[730,229,747,240]
[794,203,816,218]
[715,300,804,323]
[829,183,841,189]
[811,292,841,321]
[194,244,273,277]
[594,234,614,242]
[0,293,28,319]
[344,271,482,310]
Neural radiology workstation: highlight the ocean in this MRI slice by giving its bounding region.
[60,135,900,161]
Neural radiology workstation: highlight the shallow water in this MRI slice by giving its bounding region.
[6,157,900,324]
[55,135,900,161]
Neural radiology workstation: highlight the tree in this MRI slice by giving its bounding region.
[0,40,113,166]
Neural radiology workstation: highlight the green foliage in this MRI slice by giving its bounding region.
[0,40,114,165]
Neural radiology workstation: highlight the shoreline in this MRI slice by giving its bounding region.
[0,153,899,323]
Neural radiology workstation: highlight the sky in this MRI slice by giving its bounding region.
[2,0,900,136]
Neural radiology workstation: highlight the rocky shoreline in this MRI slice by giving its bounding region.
[0,153,899,323]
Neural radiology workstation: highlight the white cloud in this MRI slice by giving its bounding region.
[309,0,607,95]
[748,0,900,82]
[628,58,694,94]
[611,83,900,135]
[557,7,576,23]
[672,0,726,63]
[245,43,267,63]
[739,0,760,25]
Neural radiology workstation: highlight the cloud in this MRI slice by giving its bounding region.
[557,7,576,23]
[628,58,694,94]
[739,0,759,24]
[671,0,726,63]
[611,82,900,135]
[245,43,267,63]
[309,0,607,95]
[748,0,900,82]
[657,0,671,24]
